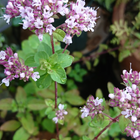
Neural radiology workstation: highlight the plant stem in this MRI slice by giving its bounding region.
[62,44,69,53]
[73,46,119,64]
[51,35,55,54]
[56,23,65,29]
[94,121,113,140]
[50,35,59,140]
[101,112,114,121]
[93,113,122,140]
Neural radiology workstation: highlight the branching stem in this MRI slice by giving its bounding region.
[93,114,122,140]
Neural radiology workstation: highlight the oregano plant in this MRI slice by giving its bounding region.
[1,0,140,140]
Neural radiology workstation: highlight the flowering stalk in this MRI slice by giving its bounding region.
[50,34,59,140]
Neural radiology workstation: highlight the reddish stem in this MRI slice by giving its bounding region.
[50,35,59,140]
[93,114,122,140]
[56,23,65,29]
[73,46,119,64]
[54,81,58,109]
[51,35,55,54]
[94,121,113,140]
[62,44,69,53]
[101,112,114,121]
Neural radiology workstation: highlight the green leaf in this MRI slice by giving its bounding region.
[74,74,83,82]
[37,42,52,56]
[48,111,56,119]
[42,33,52,47]
[25,55,39,67]
[34,51,49,63]
[19,113,35,134]
[66,79,77,90]
[64,89,85,105]
[13,127,30,140]
[50,65,67,84]
[35,66,46,76]
[45,107,53,114]
[24,82,36,95]
[73,124,88,136]
[53,29,66,42]
[0,111,7,119]
[0,98,13,110]
[36,73,52,89]
[27,99,46,110]
[73,52,82,58]
[95,88,103,98]
[0,131,3,140]
[108,122,121,137]
[0,120,20,131]
[15,86,27,104]
[38,89,55,99]
[89,115,109,129]
[67,107,79,117]
[17,51,26,61]
[119,50,131,62]
[12,17,22,27]
[119,115,131,132]
[45,99,54,107]
[28,34,40,50]
[109,51,116,57]
[134,32,140,39]
[82,136,91,140]
[57,53,74,68]
[22,40,35,54]
[79,69,87,76]
[48,53,58,65]
[56,49,70,55]
[128,80,132,87]
[85,61,91,70]
[93,58,99,66]
[107,82,114,93]
[41,118,55,133]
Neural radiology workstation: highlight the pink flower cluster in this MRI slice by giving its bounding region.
[52,104,68,124]
[0,48,40,86]
[4,0,69,41]
[81,96,104,119]
[61,0,97,44]
[4,0,97,44]
[109,65,140,139]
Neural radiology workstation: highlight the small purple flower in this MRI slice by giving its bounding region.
[63,34,72,44]
[52,117,58,123]
[2,78,10,86]
[133,130,139,138]
[131,115,137,122]
[31,72,40,81]
[121,109,132,118]
[0,51,6,60]
[80,96,104,119]
[3,14,12,24]
[52,104,68,124]
[93,97,103,106]
[108,94,115,99]
[81,106,90,118]
[34,18,43,29]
